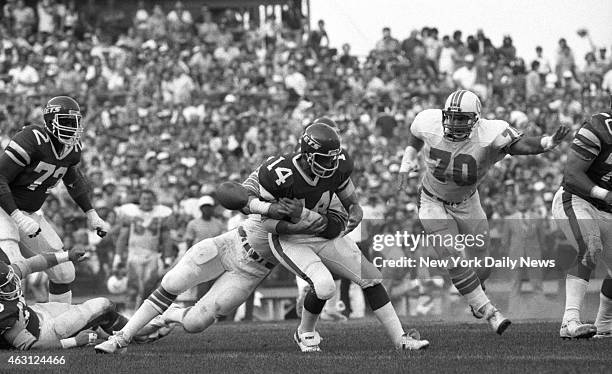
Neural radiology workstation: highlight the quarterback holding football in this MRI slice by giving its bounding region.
[397,89,569,334]
[0,96,110,305]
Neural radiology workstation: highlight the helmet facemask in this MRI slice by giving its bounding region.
[306,149,341,178]
[442,111,477,141]
[49,111,83,147]
[0,267,22,301]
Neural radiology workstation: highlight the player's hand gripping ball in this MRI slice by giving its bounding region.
[216,182,249,210]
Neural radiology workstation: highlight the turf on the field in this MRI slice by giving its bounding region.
[0,319,610,373]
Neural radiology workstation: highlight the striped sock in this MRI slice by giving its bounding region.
[449,267,489,312]
[449,267,481,295]
[122,286,177,340]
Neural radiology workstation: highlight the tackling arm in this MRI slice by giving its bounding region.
[564,149,612,203]
[505,125,570,155]
[11,249,85,278]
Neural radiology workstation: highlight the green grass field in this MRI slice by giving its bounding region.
[0,319,610,374]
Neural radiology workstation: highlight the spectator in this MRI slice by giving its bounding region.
[452,54,477,90]
[308,19,329,54]
[375,27,400,54]
[183,196,225,248]
[526,60,543,99]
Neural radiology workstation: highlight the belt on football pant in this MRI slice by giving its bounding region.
[422,187,475,207]
[237,226,275,270]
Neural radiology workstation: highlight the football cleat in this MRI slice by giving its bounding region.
[94,331,129,354]
[294,330,322,353]
[479,303,511,335]
[560,320,597,340]
[399,329,429,350]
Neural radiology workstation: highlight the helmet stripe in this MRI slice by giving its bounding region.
[449,90,460,108]
[455,90,467,109]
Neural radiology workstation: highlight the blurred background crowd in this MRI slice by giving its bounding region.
[0,0,610,317]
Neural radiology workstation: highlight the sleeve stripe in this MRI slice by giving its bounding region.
[4,150,26,167]
[337,179,355,200]
[570,143,597,160]
[577,129,601,149]
[338,178,350,191]
[7,141,31,164]
[575,134,600,150]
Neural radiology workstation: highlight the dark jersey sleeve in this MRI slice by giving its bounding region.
[571,114,610,161]
[257,155,294,200]
[336,150,355,196]
[2,127,39,168]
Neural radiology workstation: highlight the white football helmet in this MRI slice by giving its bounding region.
[442,90,482,141]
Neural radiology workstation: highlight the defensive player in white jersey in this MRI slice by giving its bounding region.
[115,189,173,309]
[397,90,569,334]
[551,97,612,339]
[94,185,324,353]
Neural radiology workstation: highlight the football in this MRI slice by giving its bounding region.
[216,181,249,210]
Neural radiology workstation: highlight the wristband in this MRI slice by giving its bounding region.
[247,199,271,215]
[540,136,554,151]
[55,252,69,263]
[590,186,609,200]
[60,337,77,349]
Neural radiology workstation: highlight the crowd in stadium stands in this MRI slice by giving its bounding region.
[0,0,611,301]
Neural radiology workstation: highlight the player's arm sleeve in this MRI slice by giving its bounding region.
[564,125,601,198]
[63,165,94,212]
[490,122,524,154]
[262,208,326,235]
[0,136,34,214]
[11,252,69,278]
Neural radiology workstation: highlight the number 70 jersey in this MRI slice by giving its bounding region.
[410,109,522,203]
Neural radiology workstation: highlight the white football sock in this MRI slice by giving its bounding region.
[372,302,405,348]
[562,275,588,323]
[48,290,72,304]
[122,300,160,340]
[464,285,490,312]
[595,293,612,332]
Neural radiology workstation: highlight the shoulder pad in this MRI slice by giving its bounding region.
[257,154,294,198]
[586,113,612,144]
[337,149,353,176]
[479,119,522,149]
[4,125,49,167]
[410,109,443,138]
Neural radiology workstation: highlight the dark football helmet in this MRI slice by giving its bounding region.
[0,262,22,301]
[300,121,341,178]
[43,96,83,147]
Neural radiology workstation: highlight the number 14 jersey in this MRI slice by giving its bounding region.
[411,109,522,203]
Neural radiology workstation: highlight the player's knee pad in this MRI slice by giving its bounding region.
[362,283,390,311]
[303,263,335,300]
[0,239,24,263]
[160,267,192,296]
[47,261,75,284]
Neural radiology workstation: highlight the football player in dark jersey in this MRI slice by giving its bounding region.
[552,95,612,339]
[242,119,429,351]
[0,96,110,304]
[0,245,130,350]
